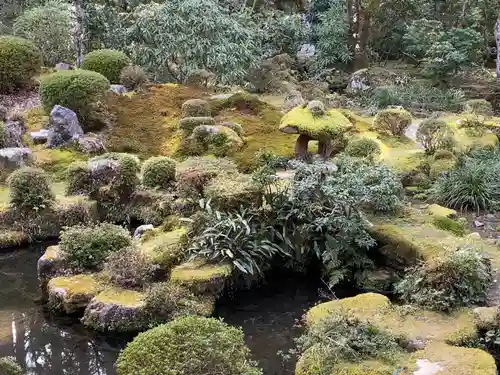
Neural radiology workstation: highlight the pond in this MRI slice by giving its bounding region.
[0,246,334,375]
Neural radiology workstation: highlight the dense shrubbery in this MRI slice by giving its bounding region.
[59,223,131,269]
[465,99,493,117]
[119,65,148,90]
[141,156,176,190]
[13,0,73,66]
[372,108,412,136]
[115,316,262,375]
[39,70,110,117]
[0,357,23,375]
[395,245,492,311]
[0,35,41,93]
[7,167,55,210]
[416,118,455,154]
[81,49,131,83]
[104,246,154,288]
[345,137,381,160]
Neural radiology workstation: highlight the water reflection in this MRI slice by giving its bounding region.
[0,246,121,375]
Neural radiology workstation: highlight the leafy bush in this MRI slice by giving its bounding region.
[81,49,131,84]
[59,223,132,269]
[465,99,493,117]
[433,149,454,162]
[104,246,155,288]
[0,357,23,375]
[295,312,402,374]
[372,108,412,136]
[459,114,485,130]
[119,65,148,90]
[115,316,262,375]
[0,35,42,93]
[395,245,492,311]
[39,70,110,118]
[345,137,381,160]
[188,202,288,275]
[416,118,455,154]
[0,122,7,148]
[429,158,455,180]
[13,0,73,66]
[141,156,176,190]
[7,167,55,210]
[432,159,500,211]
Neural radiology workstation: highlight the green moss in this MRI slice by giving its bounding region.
[94,287,145,307]
[332,360,408,375]
[47,274,102,313]
[432,216,466,236]
[426,204,457,218]
[33,147,87,180]
[279,106,352,139]
[429,158,455,180]
[139,228,187,270]
[170,261,232,295]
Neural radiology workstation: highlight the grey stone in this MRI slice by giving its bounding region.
[297,44,315,60]
[88,159,121,187]
[4,120,26,147]
[0,147,32,170]
[133,224,154,239]
[30,129,50,145]
[473,220,485,228]
[55,62,72,70]
[47,105,83,148]
[406,338,426,352]
[109,84,128,94]
[77,134,106,155]
[467,232,482,240]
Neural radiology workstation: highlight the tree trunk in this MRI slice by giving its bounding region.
[496,18,500,84]
[73,0,85,67]
[295,134,310,158]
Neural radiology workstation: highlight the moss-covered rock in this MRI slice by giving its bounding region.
[47,274,102,314]
[179,116,215,135]
[191,124,244,157]
[170,261,232,295]
[426,204,457,219]
[37,245,68,294]
[82,287,147,332]
[204,172,261,210]
[127,189,173,225]
[139,228,187,271]
[181,99,210,118]
[141,156,176,189]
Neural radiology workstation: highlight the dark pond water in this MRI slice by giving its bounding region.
[0,246,333,375]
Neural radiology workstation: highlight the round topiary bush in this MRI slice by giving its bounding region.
[181,99,210,118]
[39,69,110,117]
[119,65,148,90]
[372,108,412,136]
[141,156,176,189]
[7,167,55,210]
[416,118,455,154]
[116,316,262,375]
[464,99,493,117]
[0,35,42,93]
[345,137,381,160]
[81,49,131,84]
[59,223,132,269]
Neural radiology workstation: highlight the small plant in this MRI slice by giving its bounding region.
[141,156,176,189]
[119,65,148,90]
[81,49,131,84]
[345,137,381,160]
[459,114,486,129]
[0,357,23,375]
[432,216,466,236]
[372,108,412,136]
[464,99,493,117]
[7,167,55,210]
[115,316,262,375]
[395,245,492,311]
[59,223,132,269]
[104,246,155,288]
[0,35,42,93]
[416,119,455,154]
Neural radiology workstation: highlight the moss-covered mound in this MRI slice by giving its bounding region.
[47,274,102,314]
[170,261,232,295]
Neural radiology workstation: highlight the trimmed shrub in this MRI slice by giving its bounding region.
[459,114,485,129]
[345,137,381,160]
[141,156,176,189]
[464,99,493,117]
[115,316,262,375]
[59,223,132,269]
[104,246,154,288]
[0,35,42,93]
[395,245,492,311]
[182,99,210,118]
[7,167,55,210]
[372,108,412,136]
[429,158,455,180]
[119,65,148,90]
[39,70,110,117]
[416,119,455,154]
[81,49,131,84]
[65,161,92,195]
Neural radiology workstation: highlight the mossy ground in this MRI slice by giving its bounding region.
[94,287,145,307]
[48,274,101,297]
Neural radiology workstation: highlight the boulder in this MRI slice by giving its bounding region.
[109,84,128,94]
[47,105,83,148]
[0,147,32,170]
[55,62,72,70]
[134,224,154,239]
[88,158,121,188]
[191,124,243,156]
[29,129,50,145]
[297,43,315,64]
[347,68,400,93]
[4,120,26,147]
[47,274,101,314]
[76,133,106,155]
[37,245,68,295]
[170,261,232,295]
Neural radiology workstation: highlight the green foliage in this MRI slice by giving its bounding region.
[0,35,41,93]
[81,49,131,84]
[416,118,455,154]
[59,223,132,269]
[395,245,492,311]
[13,0,73,66]
[0,121,6,148]
[7,167,55,210]
[115,316,262,375]
[104,246,154,288]
[433,149,454,162]
[345,137,381,160]
[188,201,288,275]
[39,69,110,118]
[432,216,466,236]
[0,357,23,375]
[141,156,176,190]
[65,161,92,195]
[127,0,258,83]
[465,99,493,117]
[372,108,412,136]
[119,65,149,90]
[403,19,443,59]
[295,312,402,373]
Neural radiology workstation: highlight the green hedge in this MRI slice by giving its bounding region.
[81,49,131,83]
[0,35,42,93]
[7,167,55,210]
[141,156,176,189]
